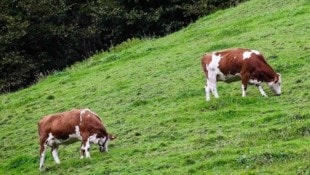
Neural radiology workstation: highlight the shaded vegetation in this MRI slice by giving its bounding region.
[0,0,245,92]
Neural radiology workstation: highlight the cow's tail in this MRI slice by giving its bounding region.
[201,53,210,78]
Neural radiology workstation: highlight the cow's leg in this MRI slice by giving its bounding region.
[242,84,247,97]
[81,134,91,159]
[257,85,268,97]
[51,146,60,164]
[80,145,85,159]
[39,142,47,170]
[207,69,219,99]
[204,69,211,101]
[205,84,211,101]
[211,84,219,99]
[241,73,250,97]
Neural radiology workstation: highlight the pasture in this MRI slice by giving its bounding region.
[0,0,309,174]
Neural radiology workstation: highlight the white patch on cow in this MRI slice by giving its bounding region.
[208,53,222,71]
[249,79,262,86]
[243,50,260,60]
[243,51,252,60]
[65,126,82,142]
[46,133,59,146]
[71,126,81,138]
[251,50,260,55]
[88,134,99,144]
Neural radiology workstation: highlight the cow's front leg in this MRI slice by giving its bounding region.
[51,146,60,164]
[81,136,91,159]
[257,85,268,97]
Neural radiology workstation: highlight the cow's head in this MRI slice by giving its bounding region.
[98,134,116,152]
[268,73,281,95]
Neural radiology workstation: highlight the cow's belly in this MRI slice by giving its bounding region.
[217,73,241,83]
[47,135,82,146]
[46,131,82,146]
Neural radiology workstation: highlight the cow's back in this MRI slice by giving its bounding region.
[202,48,267,75]
[38,109,81,139]
[216,48,246,75]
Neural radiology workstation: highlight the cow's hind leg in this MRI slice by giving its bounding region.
[206,82,219,101]
[205,84,211,101]
[39,141,47,170]
[207,71,219,99]
[211,84,219,99]
[51,146,60,164]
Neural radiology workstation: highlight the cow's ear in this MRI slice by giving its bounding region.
[275,73,281,83]
[109,134,116,140]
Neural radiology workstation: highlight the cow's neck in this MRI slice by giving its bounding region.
[259,68,277,82]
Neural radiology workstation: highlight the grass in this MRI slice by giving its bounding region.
[0,0,309,174]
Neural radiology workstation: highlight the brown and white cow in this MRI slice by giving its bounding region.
[38,109,115,170]
[201,48,281,101]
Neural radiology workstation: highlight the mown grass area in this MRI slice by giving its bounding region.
[0,0,309,174]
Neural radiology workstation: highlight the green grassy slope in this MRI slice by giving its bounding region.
[1,0,309,174]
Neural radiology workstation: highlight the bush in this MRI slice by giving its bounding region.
[0,0,246,93]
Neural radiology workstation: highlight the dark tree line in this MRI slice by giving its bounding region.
[0,0,245,93]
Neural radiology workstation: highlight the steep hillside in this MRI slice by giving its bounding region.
[0,0,309,174]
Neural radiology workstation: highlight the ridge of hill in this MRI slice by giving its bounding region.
[0,0,309,174]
